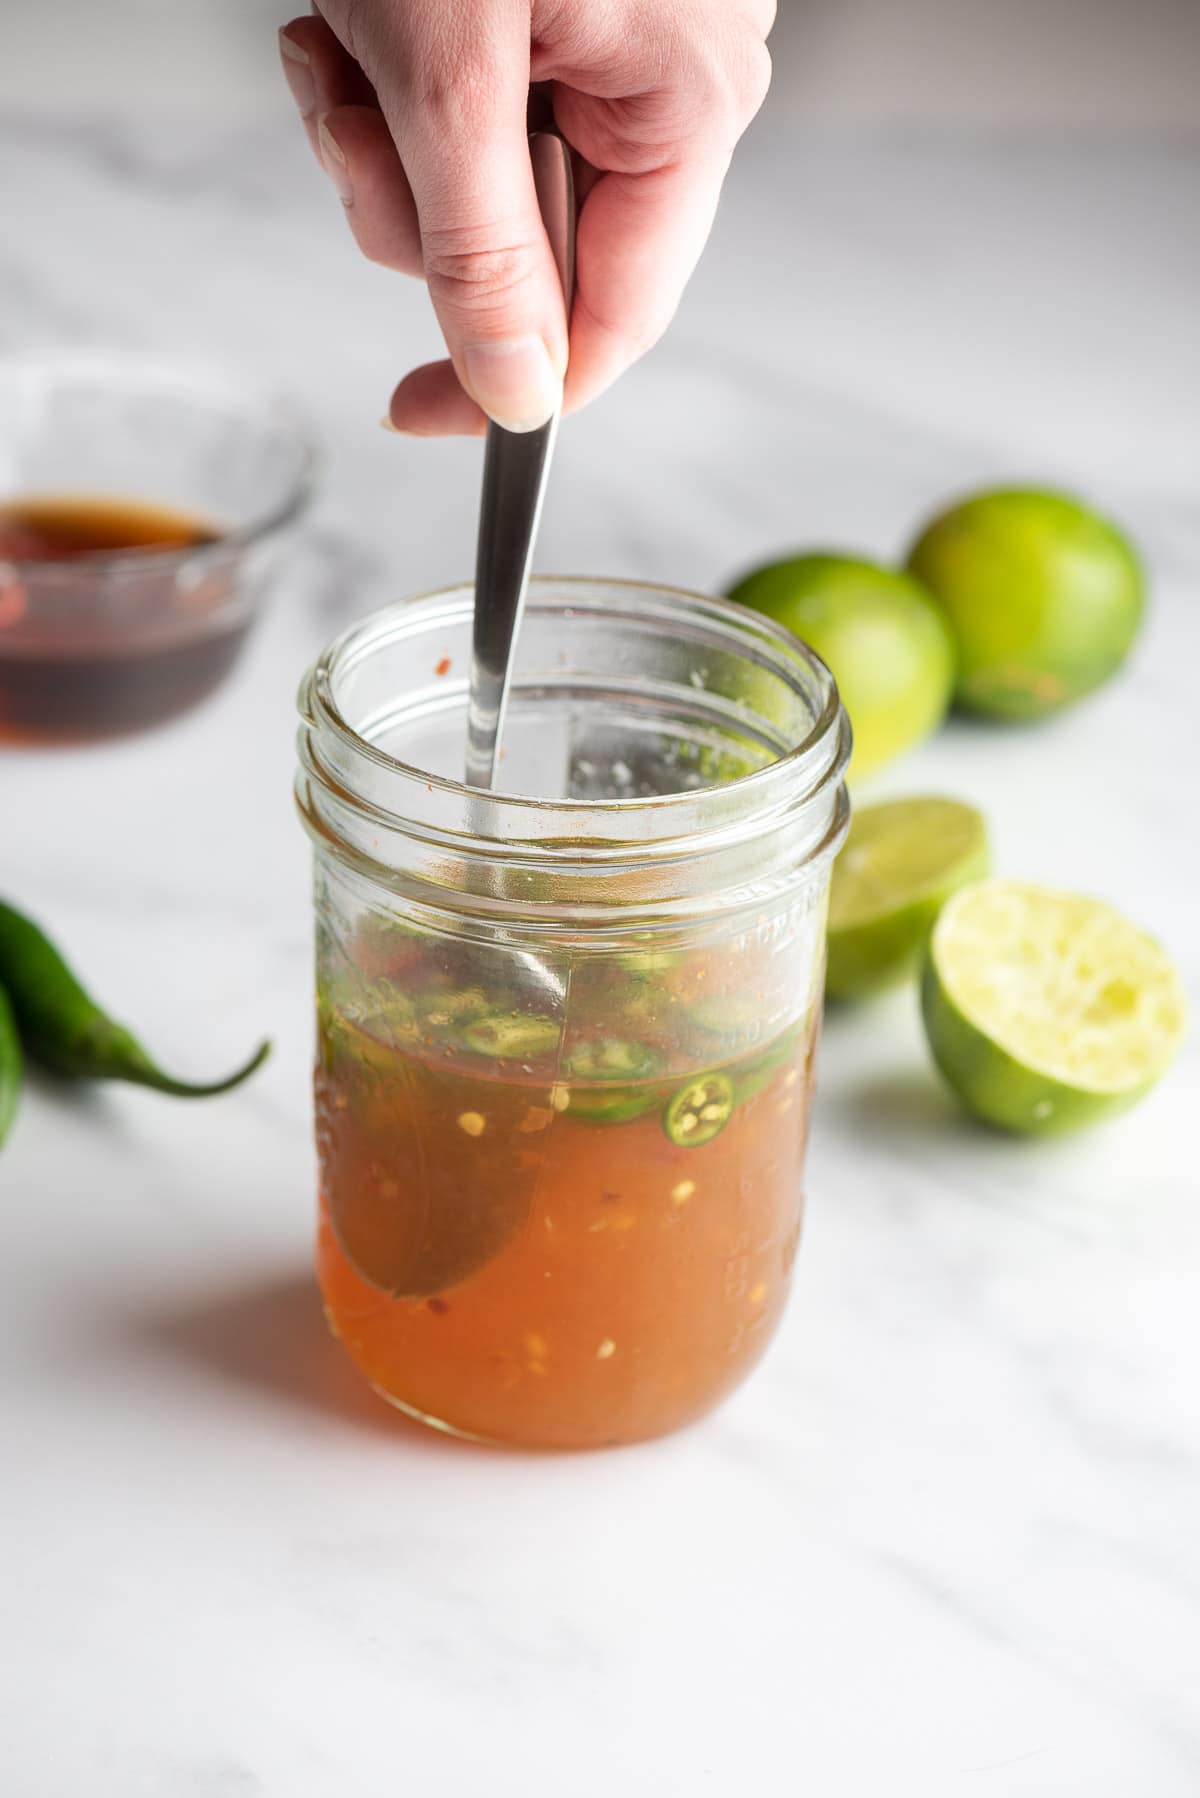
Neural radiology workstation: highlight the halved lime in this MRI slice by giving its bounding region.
[727,553,955,779]
[922,879,1186,1134]
[826,797,989,999]
[906,488,1144,720]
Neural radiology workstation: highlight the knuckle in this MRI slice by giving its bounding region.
[403,53,506,136]
[679,28,770,137]
[737,38,773,114]
[422,227,541,310]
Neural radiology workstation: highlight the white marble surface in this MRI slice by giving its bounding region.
[2,78,1200,1798]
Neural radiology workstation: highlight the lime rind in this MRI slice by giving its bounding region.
[924,879,1186,1133]
[829,797,988,929]
[826,797,989,999]
[906,488,1144,722]
[728,553,955,779]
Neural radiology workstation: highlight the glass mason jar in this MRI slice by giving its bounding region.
[296,578,849,1449]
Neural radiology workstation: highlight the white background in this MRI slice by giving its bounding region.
[1,5,1198,1795]
[4,0,1200,131]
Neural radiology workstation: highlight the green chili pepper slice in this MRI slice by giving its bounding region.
[663,1072,736,1146]
[416,987,490,1030]
[0,985,22,1146]
[616,949,681,977]
[560,1039,665,1124]
[319,987,417,1079]
[463,1012,562,1059]
[731,1025,803,1104]
[0,900,270,1097]
[567,1038,660,1081]
[564,1088,666,1125]
[687,994,764,1042]
[359,990,419,1038]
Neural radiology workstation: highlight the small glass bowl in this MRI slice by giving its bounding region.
[0,350,315,742]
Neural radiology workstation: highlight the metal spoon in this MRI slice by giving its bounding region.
[465,131,576,792]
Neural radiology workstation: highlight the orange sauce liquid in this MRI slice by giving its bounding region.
[0,493,213,560]
[315,1014,817,1448]
[0,492,241,742]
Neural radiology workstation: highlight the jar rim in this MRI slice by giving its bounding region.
[297,578,850,918]
[303,575,846,824]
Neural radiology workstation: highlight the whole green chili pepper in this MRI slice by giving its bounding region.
[0,900,269,1097]
[0,985,21,1145]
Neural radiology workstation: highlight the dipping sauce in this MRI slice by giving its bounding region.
[314,917,819,1448]
[0,492,245,742]
[0,493,215,561]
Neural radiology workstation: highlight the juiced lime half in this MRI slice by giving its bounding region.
[826,797,989,999]
[922,879,1186,1134]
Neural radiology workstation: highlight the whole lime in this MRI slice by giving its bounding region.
[727,553,955,778]
[906,488,1144,720]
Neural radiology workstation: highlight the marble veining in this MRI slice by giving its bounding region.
[1,92,1198,1798]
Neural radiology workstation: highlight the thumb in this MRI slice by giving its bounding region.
[378,51,567,431]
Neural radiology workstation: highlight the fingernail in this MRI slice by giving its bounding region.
[317,115,353,206]
[278,30,316,118]
[461,337,561,433]
[379,414,400,434]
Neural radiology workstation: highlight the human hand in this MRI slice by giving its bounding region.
[279,1,774,434]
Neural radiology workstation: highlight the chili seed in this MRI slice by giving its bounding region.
[671,1179,696,1205]
[457,1110,486,1136]
[596,1339,616,1360]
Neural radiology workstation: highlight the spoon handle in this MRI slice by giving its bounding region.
[465,131,576,792]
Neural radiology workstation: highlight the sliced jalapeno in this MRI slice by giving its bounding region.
[616,949,681,977]
[732,1024,802,1101]
[353,990,420,1044]
[318,989,416,1080]
[687,994,764,1043]
[567,1038,660,1081]
[562,1038,664,1125]
[463,1012,562,1059]
[663,1072,736,1146]
[417,986,489,1029]
[564,1087,666,1125]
